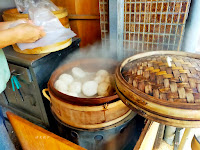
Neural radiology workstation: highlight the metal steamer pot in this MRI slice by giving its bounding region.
[53,110,144,150]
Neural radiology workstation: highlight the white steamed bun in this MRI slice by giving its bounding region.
[94,76,105,84]
[96,70,109,77]
[68,82,82,94]
[82,81,98,97]
[72,67,86,78]
[54,80,68,94]
[66,91,78,97]
[58,74,74,85]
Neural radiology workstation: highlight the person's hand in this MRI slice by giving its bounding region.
[13,23,46,43]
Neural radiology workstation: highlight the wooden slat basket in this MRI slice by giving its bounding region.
[115,51,200,128]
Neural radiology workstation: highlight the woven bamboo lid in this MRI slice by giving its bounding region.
[122,54,200,103]
[115,51,200,128]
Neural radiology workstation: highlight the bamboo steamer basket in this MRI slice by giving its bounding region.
[2,7,70,28]
[2,7,72,54]
[115,51,200,128]
[43,58,131,129]
[43,89,131,129]
[12,38,72,54]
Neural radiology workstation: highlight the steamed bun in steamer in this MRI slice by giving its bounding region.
[82,81,98,97]
[68,82,82,94]
[94,70,110,84]
[94,76,105,84]
[105,75,115,87]
[97,82,114,97]
[96,70,109,78]
[72,67,86,78]
[54,80,68,94]
[58,74,74,85]
[54,65,115,98]
[104,75,111,83]
[66,91,78,97]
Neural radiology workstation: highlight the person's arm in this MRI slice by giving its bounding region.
[0,19,31,31]
[0,21,14,30]
[0,23,45,49]
[0,28,19,48]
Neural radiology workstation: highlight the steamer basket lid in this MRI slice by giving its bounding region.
[122,54,200,103]
[115,51,200,128]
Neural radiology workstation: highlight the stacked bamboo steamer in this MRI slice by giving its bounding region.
[115,51,200,128]
[2,7,72,54]
[43,59,132,129]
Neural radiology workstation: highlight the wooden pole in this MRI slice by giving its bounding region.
[178,128,195,150]
[153,124,165,149]
[139,122,160,150]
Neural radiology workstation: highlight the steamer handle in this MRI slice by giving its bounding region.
[42,88,51,103]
